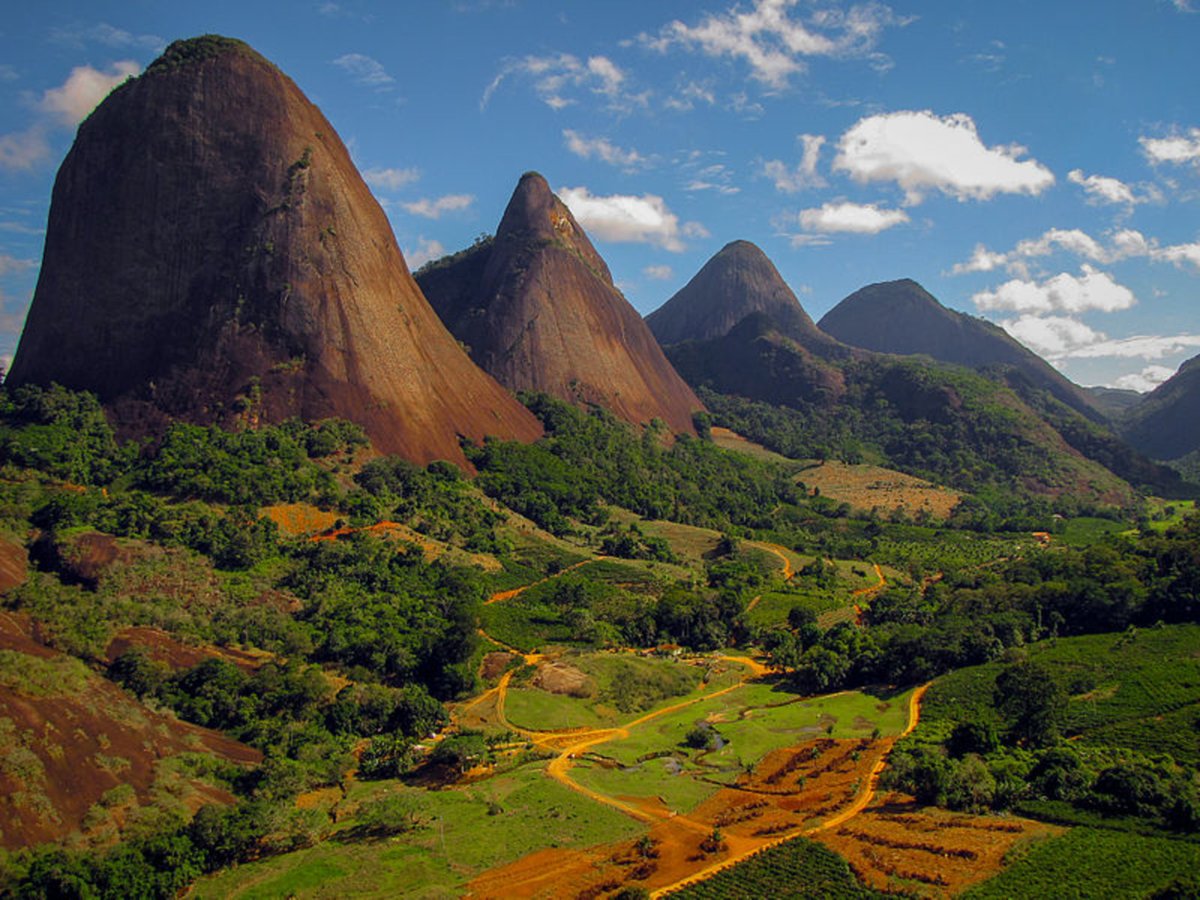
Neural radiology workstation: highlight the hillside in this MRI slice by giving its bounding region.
[1121,354,1200,462]
[5,35,540,468]
[819,279,1104,423]
[416,172,702,435]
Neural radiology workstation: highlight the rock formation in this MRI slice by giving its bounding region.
[7,35,541,467]
[417,172,702,435]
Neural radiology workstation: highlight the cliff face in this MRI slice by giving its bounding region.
[417,172,702,435]
[8,36,540,467]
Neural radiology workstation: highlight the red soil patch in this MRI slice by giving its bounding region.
[813,792,1062,894]
[0,624,260,850]
[105,626,269,673]
[263,503,341,537]
[481,651,516,681]
[0,537,28,593]
[467,738,890,899]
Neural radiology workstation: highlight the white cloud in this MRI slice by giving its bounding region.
[949,243,1010,275]
[39,61,140,125]
[333,53,394,89]
[50,23,163,50]
[482,53,638,111]
[0,127,50,172]
[973,265,1136,315]
[557,186,701,252]
[1140,127,1200,165]
[406,237,445,270]
[1112,365,1176,392]
[1067,168,1137,206]
[763,133,826,192]
[833,110,1055,204]
[685,163,739,194]
[664,80,716,111]
[644,264,674,280]
[562,130,647,169]
[1065,333,1200,360]
[1000,314,1106,358]
[0,254,36,276]
[401,194,474,219]
[796,200,908,234]
[363,166,420,192]
[951,227,1200,277]
[639,0,904,89]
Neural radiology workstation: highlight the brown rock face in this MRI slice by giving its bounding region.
[7,36,540,467]
[417,172,702,435]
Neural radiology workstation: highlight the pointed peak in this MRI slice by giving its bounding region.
[494,171,611,284]
[646,238,825,346]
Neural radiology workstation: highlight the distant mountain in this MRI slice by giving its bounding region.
[646,240,839,349]
[819,279,1104,423]
[417,172,701,435]
[1086,386,1145,420]
[1121,354,1200,462]
[668,311,1139,506]
[6,35,541,467]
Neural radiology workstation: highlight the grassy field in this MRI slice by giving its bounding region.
[962,827,1200,899]
[795,460,961,521]
[708,427,799,466]
[1058,516,1127,547]
[915,624,1200,762]
[193,765,641,899]
[594,682,914,770]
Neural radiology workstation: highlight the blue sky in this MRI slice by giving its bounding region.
[1,1,1198,391]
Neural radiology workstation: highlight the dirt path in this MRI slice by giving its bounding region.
[486,557,607,605]
[748,541,796,581]
[851,562,886,598]
[649,681,932,898]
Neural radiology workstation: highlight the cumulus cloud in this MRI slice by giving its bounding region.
[1112,365,1177,392]
[362,166,420,192]
[39,61,139,125]
[796,200,908,233]
[1067,168,1137,206]
[1,61,140,172]
[333,53,395,89]
[951,227,1200,276]
[638,0,904,89]
[1139,127,1200,166]
[482,53,637,110]
[562,130,647,169]
[557,186,701,252]
[400,194,474,219]
[833,110,1055,204]
[763,133,826,192]
[405,237,446,270]
[643,264,674,280]
[974,266,1135,315]
[1000,314,1107,358]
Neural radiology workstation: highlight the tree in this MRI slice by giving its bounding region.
[994,660,1067,748]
